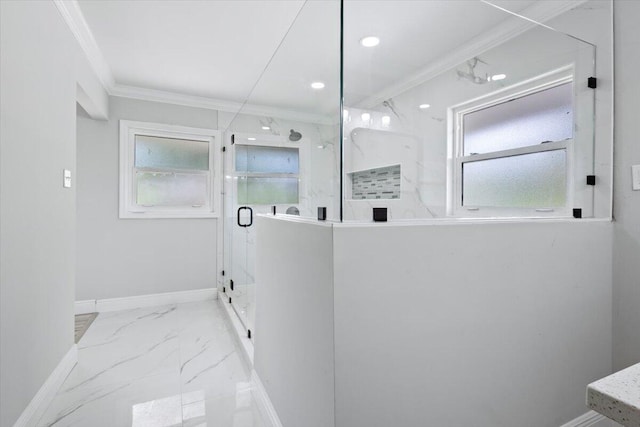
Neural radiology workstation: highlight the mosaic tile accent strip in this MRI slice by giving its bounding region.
[350,164,401,200]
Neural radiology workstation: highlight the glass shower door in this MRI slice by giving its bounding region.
[223,133,301,338]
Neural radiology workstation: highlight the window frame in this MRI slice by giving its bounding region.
[119,120,222,219]
[447,66,575,218]
[232,134,304,207]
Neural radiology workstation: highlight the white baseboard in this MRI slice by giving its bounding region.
[251,370,283,427]
[13,344,78,427]
[218,294,254,367]
[560,410,610,427]
[74,299,97,314]
[75,288,217,314]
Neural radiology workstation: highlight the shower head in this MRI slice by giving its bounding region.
[289,129,302,142]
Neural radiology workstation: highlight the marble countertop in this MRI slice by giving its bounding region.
[587,362,640,427]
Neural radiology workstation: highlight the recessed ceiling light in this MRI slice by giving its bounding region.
[248,137,256,141]
[360,36,380,47]
[419,104,431,109]
[311,81,325,89]
[490,74,506,81]
[261,126,270,130]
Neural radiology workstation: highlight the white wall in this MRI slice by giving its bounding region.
[76,96,219,300]
[254,216,335,427]
[332,221,613,427]
[255,217,612,427]
[0,1,107,425]
[612,0,640,371]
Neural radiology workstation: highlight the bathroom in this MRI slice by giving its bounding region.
[226,1,621,426]
[1,0,638,426]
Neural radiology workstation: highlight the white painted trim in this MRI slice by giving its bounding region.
[53,0,115,90]
[110,86,332,125]
[251,370,284,427]
[218,295,254,367]
[74,299,97,315]
[356,0,589,109]
[559,410,609,427]
[13,345,78,427]
[76,83,108,121]
[75,288,217,314]
[53,2,332,124]
[118,120,222,219]
[447,67,577,219]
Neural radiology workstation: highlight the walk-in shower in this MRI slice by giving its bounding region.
[219,0,612,387]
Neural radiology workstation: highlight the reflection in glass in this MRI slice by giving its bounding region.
[237,177,299,205]
[235,145,299,174]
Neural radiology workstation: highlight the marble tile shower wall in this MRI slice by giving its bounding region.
[342,3,604,222]
[220,111,340,220]
[350,164,401,200]
[343,117,438,220]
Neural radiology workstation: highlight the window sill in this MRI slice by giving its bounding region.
[119,211,219,220]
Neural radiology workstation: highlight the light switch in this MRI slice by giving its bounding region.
[633,165,640,191]
[63,169,72,188]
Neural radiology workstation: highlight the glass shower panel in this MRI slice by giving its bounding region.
[463,83,574,155]
[342,0,596,220]
[463,150,567,208]
[235,145,299,174]
[221,0,341,337]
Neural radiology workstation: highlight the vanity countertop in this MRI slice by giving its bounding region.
[587,362,640,427]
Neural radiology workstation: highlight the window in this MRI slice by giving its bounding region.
[119,121,221,218]
[449,70,574,217]
[234,141,300,205]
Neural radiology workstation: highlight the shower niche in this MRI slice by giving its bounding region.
[349,164,401,201]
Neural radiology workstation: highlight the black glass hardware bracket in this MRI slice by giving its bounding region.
[318,207,327,221]
[373,207,387,222]
[271,205,277,215]
[588,77,597,89]
[587,175,596,185]
[573,208,582,219]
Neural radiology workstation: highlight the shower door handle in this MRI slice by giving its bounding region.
[237,206,253,227]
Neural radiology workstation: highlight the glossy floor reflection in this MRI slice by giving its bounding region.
[37,300,266,427]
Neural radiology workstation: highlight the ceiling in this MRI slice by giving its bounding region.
[77,0,566,119]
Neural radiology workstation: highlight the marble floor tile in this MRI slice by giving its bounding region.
[182,388,267,427]
[37,373,182,427]
[37,300,266,427]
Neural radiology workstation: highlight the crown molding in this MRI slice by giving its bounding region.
[355,0,590,109]
[110,84,333,124]
[52,0,332,125]
[53,0,115,89]
[54,0,583,123]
